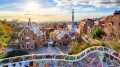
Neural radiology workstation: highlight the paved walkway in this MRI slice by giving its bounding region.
[29,46,64,55]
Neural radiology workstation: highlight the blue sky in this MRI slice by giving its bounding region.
[0,0,120,21]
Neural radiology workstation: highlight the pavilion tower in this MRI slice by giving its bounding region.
[72,9,74,23]
[70,8,77,33]
[28,18,32,27]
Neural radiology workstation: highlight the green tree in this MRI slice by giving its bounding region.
[0,21,12,58]
[91,26,105,39]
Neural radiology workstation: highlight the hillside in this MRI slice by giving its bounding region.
[99,11,120,53]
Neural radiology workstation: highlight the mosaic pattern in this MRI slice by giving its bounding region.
[1,47,120,67]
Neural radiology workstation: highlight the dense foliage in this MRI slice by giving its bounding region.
[0,21,12,58]
[0,21,12,47]
[4,49,29,58]
[90,26,105,39]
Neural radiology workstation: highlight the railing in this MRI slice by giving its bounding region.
[0,46,120,65]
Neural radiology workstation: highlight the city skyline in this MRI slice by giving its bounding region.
[0,0,120,22]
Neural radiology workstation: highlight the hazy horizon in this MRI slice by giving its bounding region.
[0,0,119,22]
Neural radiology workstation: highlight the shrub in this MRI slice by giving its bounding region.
[90,27,105,39]
[68,41,90,55]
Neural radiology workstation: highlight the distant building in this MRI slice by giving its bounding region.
[18,18,43,50]
[78,19,94,34]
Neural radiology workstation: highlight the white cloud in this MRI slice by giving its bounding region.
[54,0,120,8]
[0,0,119,22]
[73,7,96,13]
[23,7,69,15]
[75,11,112,21]
[13,0,69,16]
[88,0,120,8]
[0,0,69,16]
